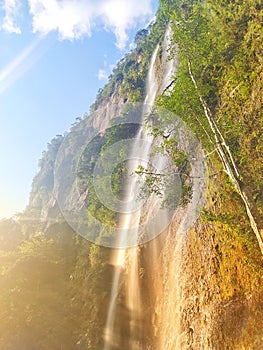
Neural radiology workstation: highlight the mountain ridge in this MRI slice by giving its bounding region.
[0,1,262,349]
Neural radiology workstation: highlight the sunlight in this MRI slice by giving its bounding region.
[0,36,47,95]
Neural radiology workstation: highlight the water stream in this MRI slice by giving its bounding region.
[103,43,159,350]
[104,27,177,350]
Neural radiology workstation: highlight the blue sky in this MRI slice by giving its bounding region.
[0,0,159,219]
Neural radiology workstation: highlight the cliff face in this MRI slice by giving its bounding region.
[148,1,263,348]
[22,2,263,349]
[27,25,169,222]
[27,25,178,224]
[28,134,64,215]
[148,212,263,350]
[27,90,126,221]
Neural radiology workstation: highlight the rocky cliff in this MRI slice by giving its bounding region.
[11,1,263,349]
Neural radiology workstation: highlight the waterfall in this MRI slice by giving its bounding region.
[160,26,177,93]
[103,26,184,349]
[103,43,159,350]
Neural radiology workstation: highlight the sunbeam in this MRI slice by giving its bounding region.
[0,35,51,95]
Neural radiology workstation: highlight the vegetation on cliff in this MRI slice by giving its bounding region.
[0,13,166,350]
[0,0,262,349]
[154,0,263,346]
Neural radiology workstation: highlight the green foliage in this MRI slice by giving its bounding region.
[28,135,64,215]
[159,0,263,216]
[91,10,168,110]
[0,227,77,349]
[155,5,263,343]
[77,122,139,229]
[0,219,112,350]
[135,147,193,209]
[0,15,177,343]
[2,2,262,349]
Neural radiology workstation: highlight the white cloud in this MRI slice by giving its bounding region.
[98,69,108,80]
[1,0,154,48]
[99,0,152,49]
[28,0,93,40]
[27,0,154,49]
[1,0,22,34]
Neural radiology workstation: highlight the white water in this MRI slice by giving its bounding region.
[160,26,178,93]
[103,44,159,350]
[104,26,179,349]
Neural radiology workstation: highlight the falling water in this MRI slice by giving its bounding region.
[103,44,159,350]
[160,26,177,93]
[103,26,179,350]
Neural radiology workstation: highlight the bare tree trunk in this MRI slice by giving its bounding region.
[187,58,263,255]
